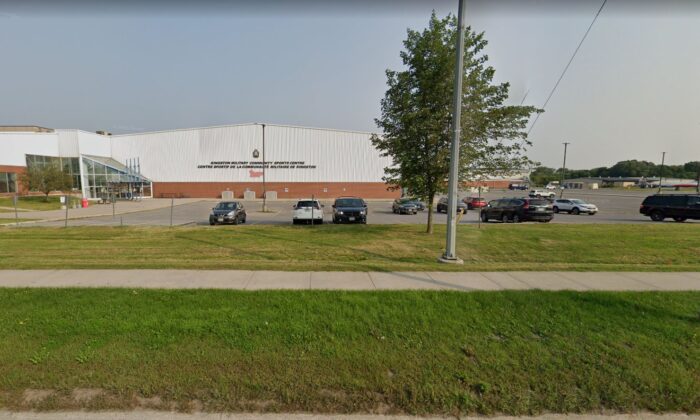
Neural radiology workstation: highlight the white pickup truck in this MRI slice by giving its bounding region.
[529,189,556,199]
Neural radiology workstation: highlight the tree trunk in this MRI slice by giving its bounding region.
[44,192,50,202]
[426,192,435,234]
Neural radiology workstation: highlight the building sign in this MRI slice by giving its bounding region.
[197,161,317,170]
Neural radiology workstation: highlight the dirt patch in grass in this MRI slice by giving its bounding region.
[22,389,55,404]
[72,388,104,403]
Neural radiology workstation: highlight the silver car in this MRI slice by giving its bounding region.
[552,198,598,215]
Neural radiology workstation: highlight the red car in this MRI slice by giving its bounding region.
[463,197,487,209]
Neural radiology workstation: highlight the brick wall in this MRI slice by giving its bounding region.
[153,182,401,199]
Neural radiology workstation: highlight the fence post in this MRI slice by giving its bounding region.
[170,198,174,227]
[64,195,69,228]
[13,194,18,226]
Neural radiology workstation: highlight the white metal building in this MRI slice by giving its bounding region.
[0,123,398,199]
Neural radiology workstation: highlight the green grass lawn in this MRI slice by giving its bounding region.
[0,196,68,211]
[0,290,697,414]
[0,224,699,271]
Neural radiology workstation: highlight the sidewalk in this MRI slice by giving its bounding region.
[2,198,202,223]
[0,270,697,291]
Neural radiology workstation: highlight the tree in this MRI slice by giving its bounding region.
[371,13,541,233]
[529,166,557,186]
[20,162,73,201]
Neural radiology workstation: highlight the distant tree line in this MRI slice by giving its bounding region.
[529,160,700,186]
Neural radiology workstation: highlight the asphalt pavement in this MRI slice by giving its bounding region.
[22,189,697,227]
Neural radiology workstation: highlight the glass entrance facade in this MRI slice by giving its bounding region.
[81,155,152,199]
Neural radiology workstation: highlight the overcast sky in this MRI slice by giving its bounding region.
[1,0,698,169]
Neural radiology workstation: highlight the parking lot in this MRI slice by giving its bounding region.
[30,189,697,227]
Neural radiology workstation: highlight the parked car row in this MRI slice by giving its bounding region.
[208,193,700,226]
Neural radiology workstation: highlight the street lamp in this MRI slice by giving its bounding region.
[439,0,466,265]
[560,142,569,198]
[658,151,665,194]
[258,123,268,212]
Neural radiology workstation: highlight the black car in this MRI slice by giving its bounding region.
[436,197,468,214]
[405,197,426,211]
[639,194,700,222]
[392,198,418,215]
[509,183,529,191]
[209,201,247,225]
[332,196,368,224]
[480,198,553,223]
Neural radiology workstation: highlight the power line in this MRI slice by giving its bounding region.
[527,0,608,135]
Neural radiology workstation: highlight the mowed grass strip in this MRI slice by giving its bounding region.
[1,224,699,271]
[0,290,697,414]
[0,196,63,211]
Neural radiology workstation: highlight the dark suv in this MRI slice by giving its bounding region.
[481,198,553,223]
[640,194,700,222]
[332,197,367,224]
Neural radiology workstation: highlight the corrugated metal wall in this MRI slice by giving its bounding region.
[111,124,391,183]
[77,130,111,157]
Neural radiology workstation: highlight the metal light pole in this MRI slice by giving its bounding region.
[658,151,666,194]
[261,123,268,212]
[560,142,569,198]
[439,0,466,264]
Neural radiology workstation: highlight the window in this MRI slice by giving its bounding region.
[663,196,687,206]
[688,196,699,206]
[0,172,10,193]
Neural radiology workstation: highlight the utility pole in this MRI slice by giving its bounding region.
[658,152,666,194]
[261,123,268,212]
[560,142,569,198]
[439,0,466,264]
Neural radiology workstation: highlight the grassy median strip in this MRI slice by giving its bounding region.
[0,196,63,211]
[1,224,699,271]
[0,289,698,414]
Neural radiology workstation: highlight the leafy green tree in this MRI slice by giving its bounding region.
[372,13,541,233]
[529,166,557,186]
[607,160,656,177]
[20,162,73,201]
